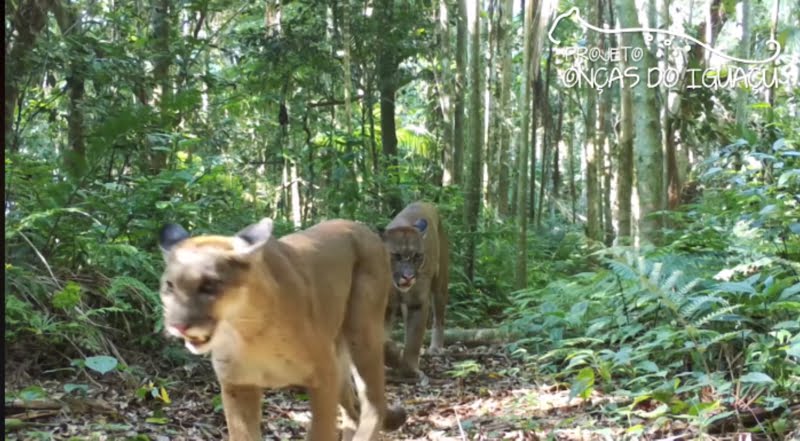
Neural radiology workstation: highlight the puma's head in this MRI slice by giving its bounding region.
[381,218,428,293]
[157,218,274,355]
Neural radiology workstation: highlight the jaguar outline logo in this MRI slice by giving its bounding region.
[547,7,792,91]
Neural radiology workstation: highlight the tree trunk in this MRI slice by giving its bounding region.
[583,0,602,241]
[51,1,87,179]
[568,123,577,223]
[434,0,455,186]
[766,0,780,107]
[515,0,535,290]
[536,46,554,228]
[528,74,539,222]
[486,0,500,209]
[464,0,483,283]
[617,80,634,242]
[617,0,664,245]
[551,96,563,213]
[150,0,174,172]
[376,1,403,215]
[495,0,514,216]
[601,63,614,245]
[452,0,468,186]
[665,117,681,209]
[735,0,750,131]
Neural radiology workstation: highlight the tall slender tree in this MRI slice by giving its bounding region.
[464,0,484,282]
[515,0,535,290]
[617,0,664,244]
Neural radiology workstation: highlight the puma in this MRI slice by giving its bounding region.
[157,218,406,441]
[381,202,450,379]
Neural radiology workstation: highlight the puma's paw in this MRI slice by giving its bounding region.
[382,405,408,431]
[392,364,429,385]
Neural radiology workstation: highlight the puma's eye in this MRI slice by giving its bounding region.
[413,253,424,262]
[392,253,403,261]
[197,278,221,297]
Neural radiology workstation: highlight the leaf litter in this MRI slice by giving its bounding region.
[4,342,714,440]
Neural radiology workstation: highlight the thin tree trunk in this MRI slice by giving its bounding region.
[435,0,454,186]
[766,0,780,107]
[515,0,534,290]
[464,0,484,283]
[528,74,539,222]
[617,0,664,245]
[495,0,514,216]
[150,0,174,172]
[52,2,87,179]
[665,117,681,209]
[452,0,468,186]
[487,0,500,209]
[582,0,602,241]
[568,123,577,223]
[735,0,750,130]
[536,45,554,228]
[551,96,563,213]
[617,80,634,242]
[600,49,614,245]
[376,0,403,215]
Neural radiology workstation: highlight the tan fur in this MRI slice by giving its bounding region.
[158,219,405,441]
[381,202,450,378]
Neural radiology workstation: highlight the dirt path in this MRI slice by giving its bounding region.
[5,344,690,440]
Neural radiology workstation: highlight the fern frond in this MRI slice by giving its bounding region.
[649,262,663,287]
[704,330,748,348]
[661,270,683,293]
[107,276,160,308]
[694,305,742,327]
[680,295,729,319]
[679,278,703,297]
[608,260,638,281]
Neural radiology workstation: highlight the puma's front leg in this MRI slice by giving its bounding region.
[221,383,263,441]
[307,362,340,441]
[400,281,431,380]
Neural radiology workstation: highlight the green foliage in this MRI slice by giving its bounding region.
[505,117,800,434]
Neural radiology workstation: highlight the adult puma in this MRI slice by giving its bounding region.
[157,218,405,441]
[381,202,449,379]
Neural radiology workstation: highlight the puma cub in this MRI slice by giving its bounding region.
[381,202,450,379]
[157,218,405,441]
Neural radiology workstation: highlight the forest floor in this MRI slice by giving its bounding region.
[5,341,719,441]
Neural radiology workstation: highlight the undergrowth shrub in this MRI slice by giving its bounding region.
[504,120,800,435]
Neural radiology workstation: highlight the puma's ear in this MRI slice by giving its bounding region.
[413,218,428,238]
[233,217,274,256]
[159,224,190,257]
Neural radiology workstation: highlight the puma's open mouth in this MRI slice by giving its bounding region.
[186,335,210,346]
[394,281,414,292]
[182,332,214,355]
[167,325,216,355]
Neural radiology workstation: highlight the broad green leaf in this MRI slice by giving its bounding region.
[64,384,89,395]
[84,355,118,375]
[780,283,800,300]
[18,385,47,401]
[740,372,774,384]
